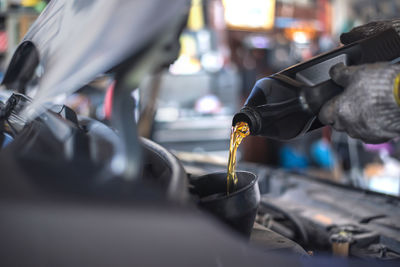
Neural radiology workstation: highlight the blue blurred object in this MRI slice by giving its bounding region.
[311,139,334,169]
[280,145,309,170]
[1,133,13,148]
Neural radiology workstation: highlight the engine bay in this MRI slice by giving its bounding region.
[1,94,399,265]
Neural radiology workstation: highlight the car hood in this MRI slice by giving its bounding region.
[3,0,188,120]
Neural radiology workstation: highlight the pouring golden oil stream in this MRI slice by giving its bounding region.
[227,121,250,194]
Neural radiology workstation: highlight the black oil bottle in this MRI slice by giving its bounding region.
[233,28,400,140]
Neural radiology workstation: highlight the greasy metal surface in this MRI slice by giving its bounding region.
[263,170,400,256]
[250,223,307,256]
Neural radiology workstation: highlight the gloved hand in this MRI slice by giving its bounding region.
[340,19,400,44]
[318,62,400,144]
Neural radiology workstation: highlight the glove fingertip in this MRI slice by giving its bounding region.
[329,63,348,86]
[340,30,369,44]
[318,101,335,126]
[340,32,356,45]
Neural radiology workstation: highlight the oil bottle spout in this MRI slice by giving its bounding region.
[232,107,261,136]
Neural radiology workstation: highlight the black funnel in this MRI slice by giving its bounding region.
[190,171,260,238]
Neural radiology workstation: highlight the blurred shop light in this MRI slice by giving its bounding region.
[201,51,224,73]
[170,0,204,75]
[363,144,400,196]
[284,23,317,44]
[293,31,308,44]
[187,0,205,31]
[169,54,202,75]
[243,35,272,49]
[366,157,400,196]
[222,0,275,31]
[21,0,41,7]
[169,34,202,75]
[194,94,222,114]
[155,107,180,122]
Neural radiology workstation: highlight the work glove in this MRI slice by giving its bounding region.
[340,19,400,44]
[318,62,400,144]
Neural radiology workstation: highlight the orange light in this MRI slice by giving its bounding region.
[284,23,317,43]
[222,0,275,31]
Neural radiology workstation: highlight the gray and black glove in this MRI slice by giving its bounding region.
[319,62,400,144]
[340,19,400,44]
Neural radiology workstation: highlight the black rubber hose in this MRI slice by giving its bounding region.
[260,200,309,245]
